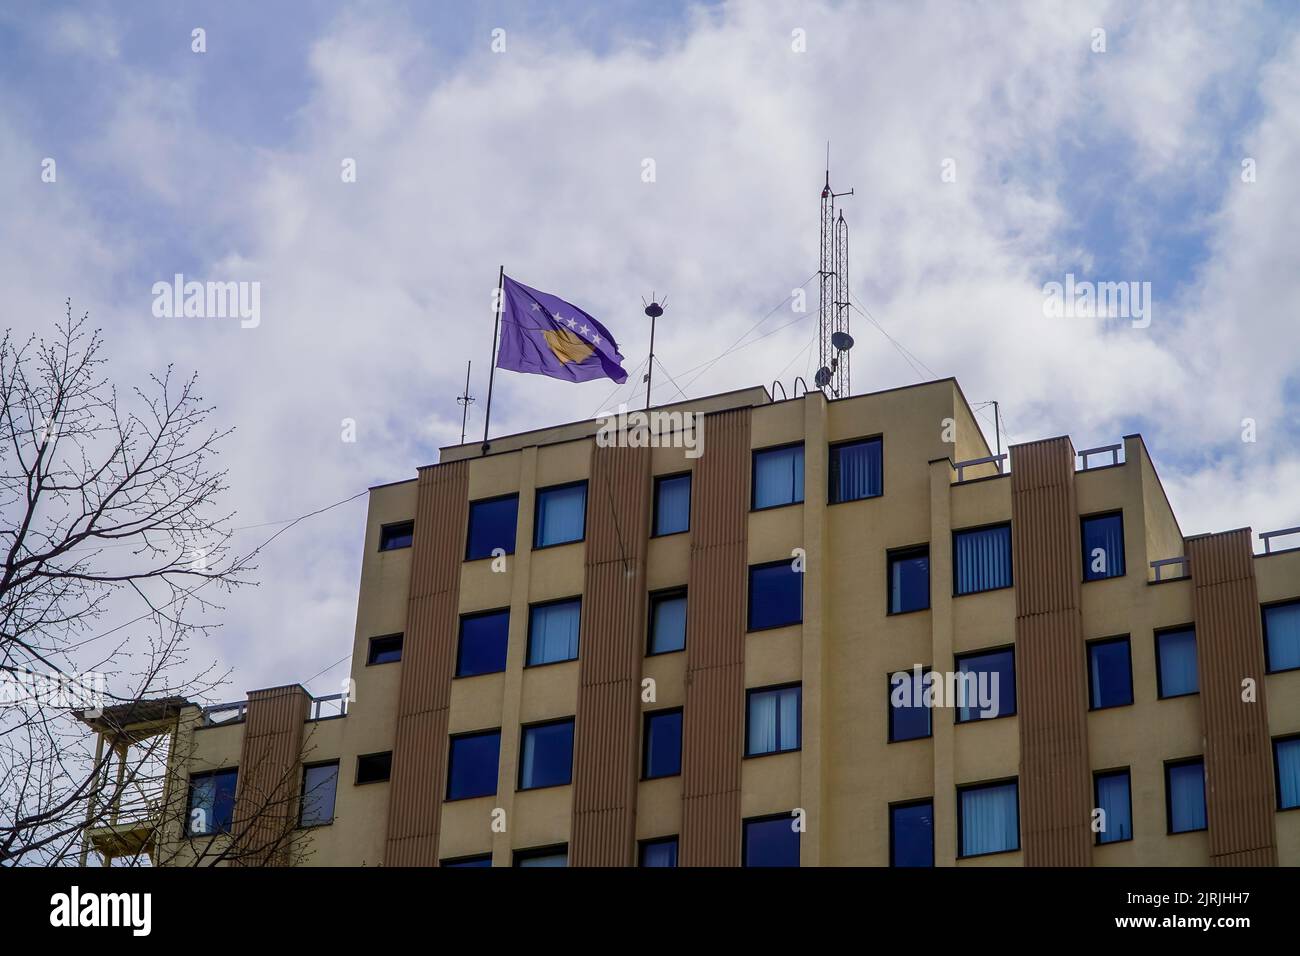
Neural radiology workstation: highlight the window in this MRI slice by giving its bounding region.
[1165,759,1207,833]
[466,494,518,560]
[366,633,403,665]
[829,436,883,504]
[355,751,392,785]
[648,589,687,655]
[514,845,567,867]
[1082,512,1126,581]
[447,730,501,801]
[639,836,679,867]
[748,561,802,631]
[642,709,683,779]
[457,609,510,677]
[653,473,691,536]
[888,668,932,742]
[534,482,586,548]
[1275,736,1300,810]
[746,684,801,756]
[1087,636,1133,710]
[442,854,492,868]
[1094,769,1133,845]
[743,814,799,867]
[299,762,339,828]
[958,780,1020,857]
[186,768,238,836]
[519,719,574,790]
[888,546,930,614]
[752,444,804,510]
[527,598,581,666]
[890,800,934,867]
[954,647,1016,722]
[953,524,1012,595]
[378,520,414,551]
[1263,600,1300,674]
[1156,627,1198,698]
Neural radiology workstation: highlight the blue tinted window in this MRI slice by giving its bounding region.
[1264,601,1300,673]
[959,781,1019,857]
[527,599,580,666]
[889,669,932,742]
[753,445,804,510]
[519,720,574,790]
[889,547,930,613]
[643,710,682,779]
[457,610,509,677]
[534,483,586,548]
[187,768,238,836]
[954,524,1012,595]
[890,801,934,867]
[443,854,492,867]
[466,495,518,560]
[1156,628,1198,698]
[515,848,567,867]
[829,437,883,503]
[639,837,678,867]
[748,561,802,630]
[955,648,1016,722]
[648,591,687,655]
[1088,637,1133,709]
[1166,760,1207,833]
[1082,512,1126,581]
[379,521,414,551]
[447,731,500,800]
[743,815,799,867]
[1095,770,1132,844]
[299,762,339,828]
[747,685,801,756]
[1275,737,1300,810]
[367,633,403,665]
[654,474,691,536]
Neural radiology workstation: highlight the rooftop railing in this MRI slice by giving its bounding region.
[198,692,348,727]
[1150,556,1190,582]
[1077,443,1122,470]
[1260,526,1300,555]
[952,453,1007,484]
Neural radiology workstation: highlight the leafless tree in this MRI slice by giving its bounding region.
[0,302,251,865]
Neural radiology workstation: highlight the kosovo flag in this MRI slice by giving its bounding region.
[496,275,627,384]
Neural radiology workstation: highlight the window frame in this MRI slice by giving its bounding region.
[1262,598,1300,675]
[185,766,239,838]
[1154,624,1199,700]
[886,543,931,615]
[952,644,1017,723]
[1092,767,1134,846]
[741,811,801,867]
[750,441,806,512]
[441,853,493,867]
[1080,510,1127,582]
[464,492,519,561]
[525,596,582,668]
[1164,756,1208,835]
[746,559,803,632]
[827,434,884,505]
[888,797,935,867]
[512,844,568,867]
[366,632,404,666]
[646,587,688,656]
[1272,733,1300,811]
[651,472,692,538]
[744,682,803,758]
[641,707,684,780]
[517,717,576,792]
[532,480,588,550]
[1085,634,1134,711]
[354,750,393,785]
[378,520,415,552]
[638,835,680,867]
[956,777,1021,859]
[951,521,1014,596]
[455,606,511,678]
[298,760,340,829]
[887,667,933,743]
[446,728,502,802]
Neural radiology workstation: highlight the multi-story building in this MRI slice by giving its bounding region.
[148,378,1300,866]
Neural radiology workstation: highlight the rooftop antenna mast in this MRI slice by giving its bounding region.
[817,143,855,399]
[457,360,475,444]
[642,293,665,409]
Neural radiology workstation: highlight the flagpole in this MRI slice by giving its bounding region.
[481,265,505,455]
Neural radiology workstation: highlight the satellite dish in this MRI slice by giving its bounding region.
[814,366,833,388]
[831,331,855,351]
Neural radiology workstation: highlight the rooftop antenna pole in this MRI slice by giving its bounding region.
[481,265,505,455]
[457,360,475,445]
[643,294,665,409]
[817,143,854,399]
[993,400,1002,470]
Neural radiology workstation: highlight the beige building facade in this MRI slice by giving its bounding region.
[151,379,1300,866]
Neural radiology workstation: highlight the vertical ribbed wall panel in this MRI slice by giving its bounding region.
[385,460,469,866]
[680,408,750,866]
[1186,530,1277,867]
[232,685,311,866]
[1010,438,1093,866]
[570,444,651,866]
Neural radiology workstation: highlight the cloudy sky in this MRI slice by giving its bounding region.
[2,0,1297,699]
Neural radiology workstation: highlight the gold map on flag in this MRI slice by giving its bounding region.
[542,326,595,365]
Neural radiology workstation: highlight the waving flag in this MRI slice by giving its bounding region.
[496,275,627,384]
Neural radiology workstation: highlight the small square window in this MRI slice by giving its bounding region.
[466,495,518,561]
[1082,512,1126,581]
[748,561,802,631]
[514,845,568,867]
[888,668,932,742]
[953,647,1016,722]
[447,730,501,800]
[534,482,587,548]
[355,751,392,785]
[1165,759,1207,833]
[299,762,339,828]
[1094,769,1133,844]
[639,836,678,867]
[743,814,799,867]
[367,633,403,665]
[378,520,414,551]
[457,609,510,677]
[1274,735,1300,810]
[653,473,691,536]
[648,590,687,655]
[186,767,238,836]
[519,719,574,790]
[642,709,683,779]
[829,437,883,504]
[1263,600,1300,674]
[1156,627,1198,698]
[890,800,934,867]
[953,524,1012,595]
[958,780,1019,857]
[746,684,801,756]
[527,599,581,666]
[752,444,804,510]
[1087,636,1133,710]
[888,546,930,614]
[442,854,492,868]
